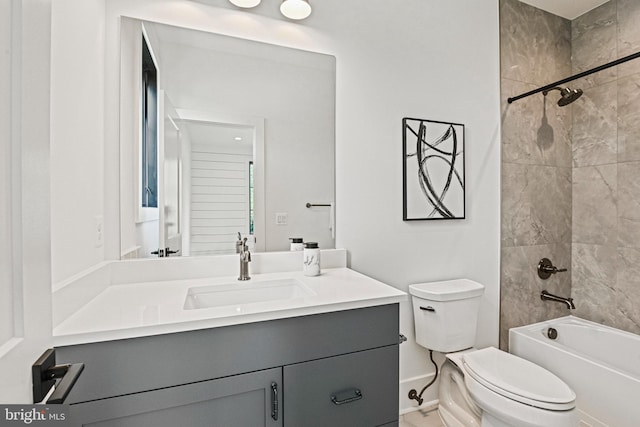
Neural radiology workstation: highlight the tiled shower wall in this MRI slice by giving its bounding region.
[571,0,640,334]
[499,0,573,348]
[500,0,640,347]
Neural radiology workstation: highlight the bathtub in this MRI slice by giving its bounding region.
[510,316,640,427]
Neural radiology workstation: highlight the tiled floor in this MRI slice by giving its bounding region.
[399,408,445,427]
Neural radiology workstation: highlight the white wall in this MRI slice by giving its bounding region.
[324,2,502,402]
[50,0,501,409]
[50,0,105,283]
[0,0,13,345]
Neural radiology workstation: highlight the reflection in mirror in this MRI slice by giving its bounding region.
[160,92,183,256]
[176,110,266,256]
[119,18,336,259]
[185,122,253,257]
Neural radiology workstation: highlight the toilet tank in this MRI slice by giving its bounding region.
[409,279,485,353]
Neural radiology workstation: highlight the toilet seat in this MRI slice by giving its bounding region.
[462,347,575,411]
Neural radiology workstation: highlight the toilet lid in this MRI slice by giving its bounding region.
[462,347,576,410]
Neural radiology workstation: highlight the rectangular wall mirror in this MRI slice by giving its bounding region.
[119,18,336,258]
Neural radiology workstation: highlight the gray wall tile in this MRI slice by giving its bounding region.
[501,0,640,346]
[572,164,617,245]
[572,81,617,167]
[566,2,640,337]
[572,243,618,326]
[502,163,571,247]
[502,79,572,167]
[617,0,640,77]
[614,246,640,333]
[571,1,617,88]
[500,244,571,349]
[618,161,640,248]
[500,0,573,349]
[500,0,571,86]
[617,73,640,162]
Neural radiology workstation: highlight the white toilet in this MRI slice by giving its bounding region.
[409,279,578,427]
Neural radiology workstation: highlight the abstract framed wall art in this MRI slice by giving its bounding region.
[402,118,465,220]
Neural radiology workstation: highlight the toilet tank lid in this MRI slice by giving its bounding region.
[409,279,484,301]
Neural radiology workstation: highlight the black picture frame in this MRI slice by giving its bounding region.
[402,117,465,220]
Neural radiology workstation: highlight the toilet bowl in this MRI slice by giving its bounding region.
[409,280,578,427]
[461,347,576,427]
[438,354,482,427]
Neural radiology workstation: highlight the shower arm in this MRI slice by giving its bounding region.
[507,49,640,104]
[541,86,562,96]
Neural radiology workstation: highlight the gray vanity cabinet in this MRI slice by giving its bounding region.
[57,304,399,427]
[70,367,282,427]
[283,345,398,427]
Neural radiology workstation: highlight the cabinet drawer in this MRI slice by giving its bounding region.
[283,345,398,427]
[70,367,282,427]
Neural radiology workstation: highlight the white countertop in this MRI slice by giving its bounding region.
[53,267,407,346]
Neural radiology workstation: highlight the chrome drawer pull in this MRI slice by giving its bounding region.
[330,389,362,405]
[271,382,278,421]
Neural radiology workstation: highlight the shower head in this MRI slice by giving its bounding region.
[557,87,583,106]
[542,86,583,106]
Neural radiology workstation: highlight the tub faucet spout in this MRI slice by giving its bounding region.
[541,290,575,309]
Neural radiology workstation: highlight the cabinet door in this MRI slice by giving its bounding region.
[283,345,398,427]
[70,367,282,427]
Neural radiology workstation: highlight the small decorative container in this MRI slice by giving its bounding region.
[303,242,321,276]
[290,237,304,251]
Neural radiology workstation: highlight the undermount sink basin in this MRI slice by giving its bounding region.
[183,278,315,310]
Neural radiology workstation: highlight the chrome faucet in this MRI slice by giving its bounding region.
[541,290,575,309]
[238,237,251,281]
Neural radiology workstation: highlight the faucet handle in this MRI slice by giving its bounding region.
[537,258,567,280]
[236,233,244,254]
[540,265,567,273]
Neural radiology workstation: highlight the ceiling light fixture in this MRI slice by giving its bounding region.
[280,0,312,20]
[229,0,261,8]
[228,0,312,20]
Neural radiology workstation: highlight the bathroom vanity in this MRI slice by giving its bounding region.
[57,304,399,426]
[52,252,405,427]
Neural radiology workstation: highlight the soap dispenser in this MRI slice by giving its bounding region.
[289,237,304,251]
[303,242,320,276]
